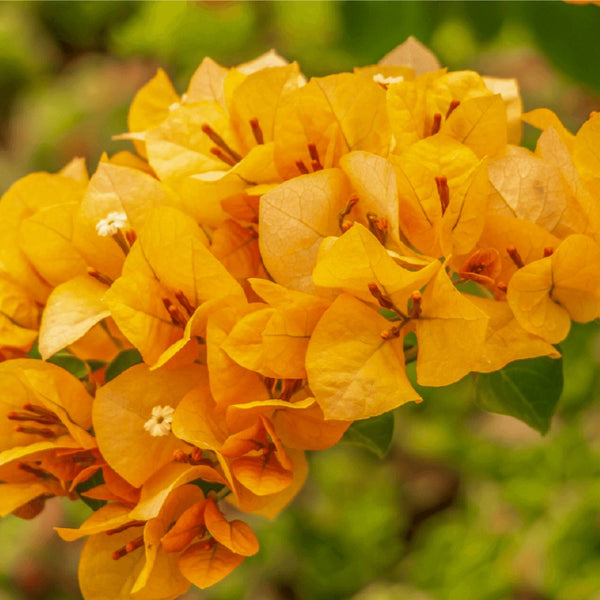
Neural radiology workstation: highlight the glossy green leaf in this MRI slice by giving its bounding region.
[474,355,563,435]
[341,411,395,458]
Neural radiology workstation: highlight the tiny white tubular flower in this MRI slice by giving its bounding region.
[372,73,404,86]
[96,211,129,237]
[143,405,175,437]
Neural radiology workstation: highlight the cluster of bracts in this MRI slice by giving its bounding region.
[0,39,599,598]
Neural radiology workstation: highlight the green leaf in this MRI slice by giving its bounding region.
[87,359,106,373]
[75,469,106,512]
[27,339,41,359]
[105,348,143,382]
[48,354,89,379]
[190,478,226,496]
[341,411,395,458]
[378,308,399,321]
[474,356,563,434]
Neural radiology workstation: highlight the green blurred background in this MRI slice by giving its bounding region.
[1,2,600,599]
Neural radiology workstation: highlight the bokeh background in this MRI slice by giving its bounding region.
[1,2,600,599]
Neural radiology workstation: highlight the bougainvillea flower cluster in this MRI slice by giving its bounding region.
[1,38,599,598]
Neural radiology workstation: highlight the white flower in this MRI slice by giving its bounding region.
[372,73,404,86]
[96,211,129,237]
[143,405,175,437]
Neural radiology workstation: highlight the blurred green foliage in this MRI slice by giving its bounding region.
[1,2,600,599]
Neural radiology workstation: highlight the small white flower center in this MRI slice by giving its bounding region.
[96,212,129,237]
[143,405,175,437]
[373,73,404,86]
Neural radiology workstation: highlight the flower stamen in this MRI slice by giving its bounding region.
[87,267,114,286]
[543,246,554,258]
[112,535,144,560]
[295,160,309,175]
[14,425,56,438]
[175,290,195,317]
[506,245,525,269]
[249,118,264,145]
[408,291,422,319]
[435,176,449,215]
[308,143,323,171]
[210,146,237,167]
[431,113,442,136]
[366,212,388,245]
[17,461,56,479]
[162,298,187,328]
[446,99,461,119]
[106,521,146,536]
[338,193,359,233]
[201,123,242,163]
